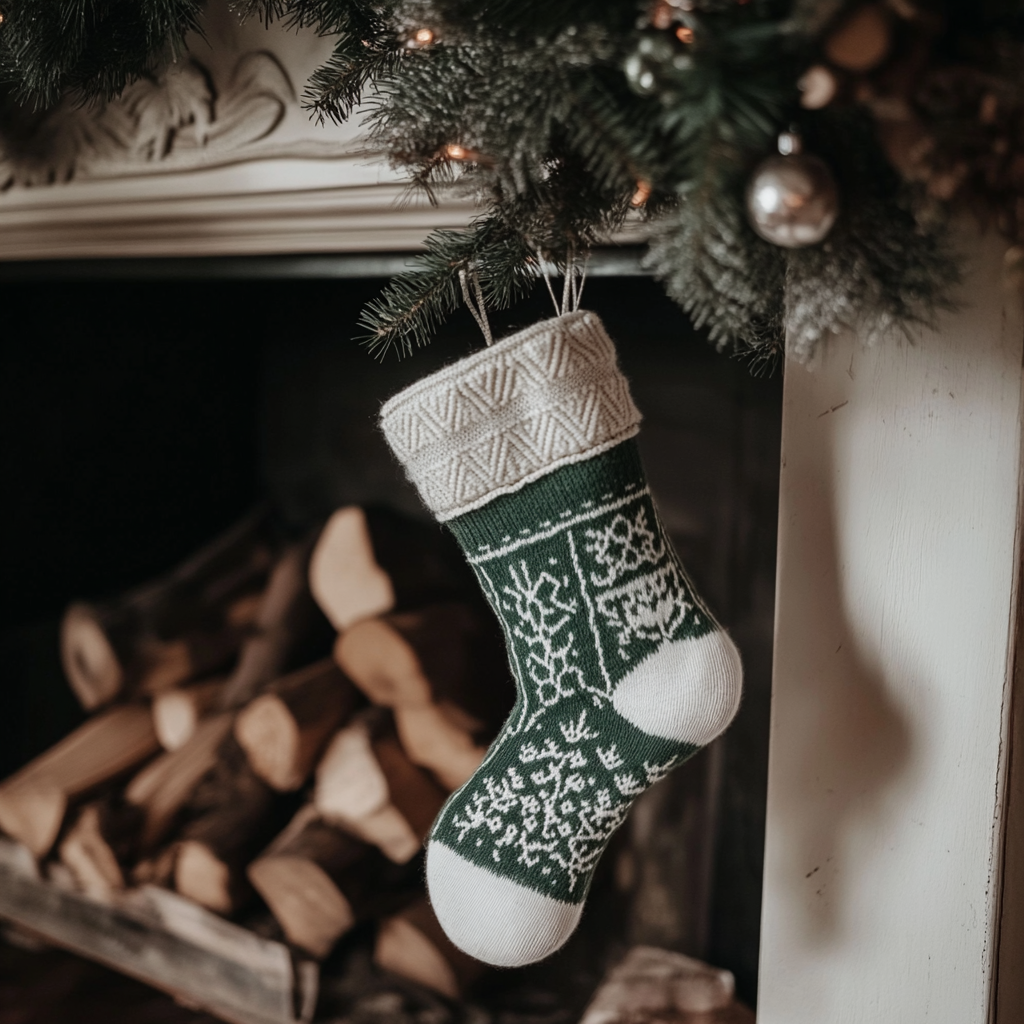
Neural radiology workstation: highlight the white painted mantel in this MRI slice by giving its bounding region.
[0,3,477,260]
[758,231,1024,1023]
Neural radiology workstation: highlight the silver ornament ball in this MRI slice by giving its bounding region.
[745,152,839,248]
[624,32,676,96]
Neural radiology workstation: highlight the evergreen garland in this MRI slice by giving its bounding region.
[0,1,1019,361]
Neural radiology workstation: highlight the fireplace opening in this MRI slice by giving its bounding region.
[0,271,780,1023]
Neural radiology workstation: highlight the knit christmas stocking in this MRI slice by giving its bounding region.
[379,311,742,967]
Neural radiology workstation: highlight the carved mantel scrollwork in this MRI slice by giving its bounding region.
[0,50,310,188]
[0,2,477,261]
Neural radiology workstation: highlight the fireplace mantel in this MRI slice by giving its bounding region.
[0,4,477,262]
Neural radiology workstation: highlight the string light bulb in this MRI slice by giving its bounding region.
[675,26,694,44]
[406,26,436,48]
[651,2,675,30]
[631,181,652,207]
[443,143,471,161]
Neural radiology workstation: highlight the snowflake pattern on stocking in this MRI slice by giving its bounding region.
[451,708,682,896]
[434,483,711,900]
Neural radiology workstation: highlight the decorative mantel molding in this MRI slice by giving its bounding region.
[0,3,476,260]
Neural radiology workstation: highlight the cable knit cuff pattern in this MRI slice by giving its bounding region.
[379,310,642,521]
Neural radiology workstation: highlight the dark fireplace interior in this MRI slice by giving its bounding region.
[0,271,781,1022]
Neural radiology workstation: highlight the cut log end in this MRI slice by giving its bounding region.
[376,917,460,999]
[154,691,201,752]
[0,785,66,859]
[394,705,485,791]
[60,604,123,711]
[59,804,126,899]
[333,620,430,708]
[375,900,484,999]
[310,507,395,630]
[234,660,353,792]
[580,947,738,1022]
[314,719,442,864]
[235,696,300,791]
[153,679,225,752]
[0,705,158,857]
[314,722,423,863]
[175,840,237,915]
[315,724,390,823]
[248,855,356,958]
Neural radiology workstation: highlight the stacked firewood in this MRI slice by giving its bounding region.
[0,506,515,1000]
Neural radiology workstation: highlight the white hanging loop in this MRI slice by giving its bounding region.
[574,253,589,311]
[535,250,562,316]
[459,267,493,346]
[562,254,574,315]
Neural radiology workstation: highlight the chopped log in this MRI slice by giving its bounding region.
[314,719,416,863]
[60,509,277,710]
[309,508,395,632]
[309,506,477,631]
[333,603,513,789]
[174,739,297,914]
[371,733,447,842]
[334,603,513,737]
[375,898,484,999]
[234,659,357,791]
[131,843,180,887]
[248,810,422,958]
[58,800,142,899]
[153,677,226,751]
[0,705,159,857]
[219,541,333,711]
[579,946,739,1024]
[125,712,235,850]
[314,715,445,863]
[393,704,485,792]
[0,837,318,1024]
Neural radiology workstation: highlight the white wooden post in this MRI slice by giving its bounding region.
[758,232,1024,1023]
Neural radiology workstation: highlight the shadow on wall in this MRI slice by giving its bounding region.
[770,402,913,945]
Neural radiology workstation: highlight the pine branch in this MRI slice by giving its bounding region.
[0,0,204,108]
[358,217,534,358]
[305,33,403,124]
[644,162,785,353]
[784,109,960,359]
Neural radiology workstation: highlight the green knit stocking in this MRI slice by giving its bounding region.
[380,312,741,966]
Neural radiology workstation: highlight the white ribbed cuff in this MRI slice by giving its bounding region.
[379,311,642,521]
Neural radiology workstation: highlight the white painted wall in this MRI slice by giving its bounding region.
[758,233,1024,1023]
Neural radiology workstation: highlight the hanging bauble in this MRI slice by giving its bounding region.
[823,3,891,73]
[745,132,839,248]
[624,31,676,95]
[798,65,838,110]
[623,27,694,98]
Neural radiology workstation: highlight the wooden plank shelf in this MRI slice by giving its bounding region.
[0,839,317,1024]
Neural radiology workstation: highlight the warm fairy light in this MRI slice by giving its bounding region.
[0,13,5,23]
[444,144,470,161]
[675,26,694,43]
[651,2,674,30]
[413,27,434,46]
[631,181,652,207]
